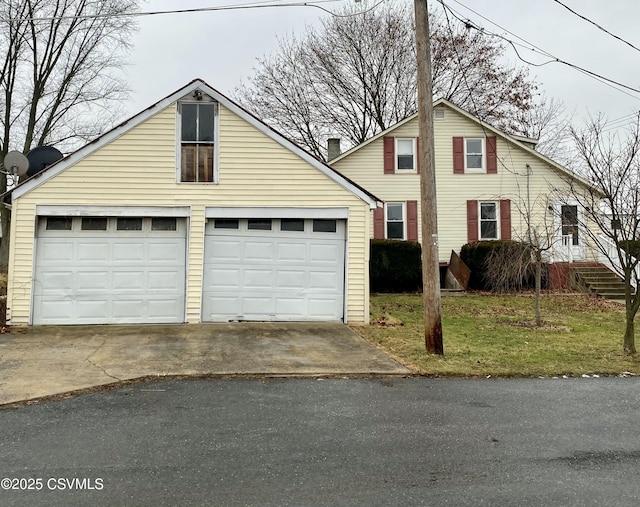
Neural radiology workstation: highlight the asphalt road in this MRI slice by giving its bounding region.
[1,377,640,507]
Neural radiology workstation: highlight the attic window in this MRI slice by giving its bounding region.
[179,102,217,183]
[434,108,445,120]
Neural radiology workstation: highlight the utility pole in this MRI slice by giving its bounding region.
[414,0,443,354]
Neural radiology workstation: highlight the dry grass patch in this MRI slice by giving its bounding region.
[353,293,639,377]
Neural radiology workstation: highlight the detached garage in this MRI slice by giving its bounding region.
[4,79,378,326]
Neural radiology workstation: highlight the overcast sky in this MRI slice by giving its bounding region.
[124,0,640,132]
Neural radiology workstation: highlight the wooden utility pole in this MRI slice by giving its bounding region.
[414,0,443,354]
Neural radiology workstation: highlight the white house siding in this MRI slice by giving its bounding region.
[332,106,599,263]
[7,103,370,325]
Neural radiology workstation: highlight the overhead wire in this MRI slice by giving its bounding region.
[552,0,640,55]
[442,0,640,100]
[0,0,389,23]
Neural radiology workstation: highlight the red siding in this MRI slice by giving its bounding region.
[467,200,479,242]
[407,200,418,241]
[500,199,511,240]
[487,136,497,174]
[373,206,385,238]
[383,137,395,174]
[453,137,464,174]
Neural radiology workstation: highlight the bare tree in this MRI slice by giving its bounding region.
[568,115,640,354]
[235,1,539,160]
[0,0,138,268]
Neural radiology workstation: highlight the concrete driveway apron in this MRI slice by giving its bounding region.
[0,322,409,405]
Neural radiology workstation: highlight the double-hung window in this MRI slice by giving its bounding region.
[396,138,415,171]
[386,202,405,240]
[180,102,217,182]
[479,202,498,240]
[465,138,484,171]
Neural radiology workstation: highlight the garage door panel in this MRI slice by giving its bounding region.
[277,243,307,262]
[33,217,186,325]
[244,269,275,288]
[309,271,341,290]
[113,242,145,262]
[77,242,110,263]
[39,271,74,293]
[244,241,274,262]
[277,270,306,289]
[76,299,110,320]
[148,270,181,290]
[148,241,186,263]
[203,268,241,290]
[39,242,74,263]
[112,270,145,291]
[202,218,345,322]
[77,270,111,291]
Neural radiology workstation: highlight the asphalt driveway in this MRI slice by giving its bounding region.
[0,322,409,405]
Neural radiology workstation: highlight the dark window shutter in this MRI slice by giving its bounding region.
[453,137,464,174]
[467,200,479,242]
[373,206,385,239]
[500,199,511,240]
[416,137,421,174]
[487,136,497,174]
[407,200,418,242]
[383,137,395,174]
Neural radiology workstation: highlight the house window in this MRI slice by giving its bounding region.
[561,205,579,245]
[386,202,405,240]
[396,138,415,171]
[465,138,484,171]
[180,102,216,183]
[434,108,445,120]
[480,202,498,240]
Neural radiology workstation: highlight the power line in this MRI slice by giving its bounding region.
[0,0,357,23]
[552,0,640,55]
[440,0,640,100]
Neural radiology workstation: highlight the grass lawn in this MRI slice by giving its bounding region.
[352,293,640,377]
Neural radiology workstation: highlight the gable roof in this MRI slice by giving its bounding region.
[7,79,380,208]
[330,98,598,194]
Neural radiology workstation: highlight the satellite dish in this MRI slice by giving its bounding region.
[3,151,29,176]
[26,146,63,177]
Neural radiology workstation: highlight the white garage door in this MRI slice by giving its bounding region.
[202,218,346,322]
[33,216,186,325]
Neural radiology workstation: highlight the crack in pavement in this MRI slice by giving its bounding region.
[87,338,122,382]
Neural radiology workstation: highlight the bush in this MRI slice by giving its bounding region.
[370,239,422,293]
[460,240,548,291]
[619,240,640,258]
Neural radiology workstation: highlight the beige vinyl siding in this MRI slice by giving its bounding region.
[333,107,600,263]
[9,104,370,324]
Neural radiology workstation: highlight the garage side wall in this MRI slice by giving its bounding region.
[7,104,371,325]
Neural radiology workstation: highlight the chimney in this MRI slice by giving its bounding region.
[327,138,341,162]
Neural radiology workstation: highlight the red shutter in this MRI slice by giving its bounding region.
[500,199,511,240]
[415,137,421,174]
[487,136,497,174]
[467,200,479,242]
[453,137,464,174]
[383,137,395,174]
[407,200,418,242]
[373,206,385,239]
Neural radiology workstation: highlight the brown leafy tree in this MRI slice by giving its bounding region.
[568,115,640,354]
[235,1,539,160]
[0,0,138,268]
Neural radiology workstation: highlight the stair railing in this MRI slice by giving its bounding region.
[598,235,639,290]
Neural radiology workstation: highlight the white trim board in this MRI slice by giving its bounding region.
[204,207,349,219]
[36,205,191,217]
